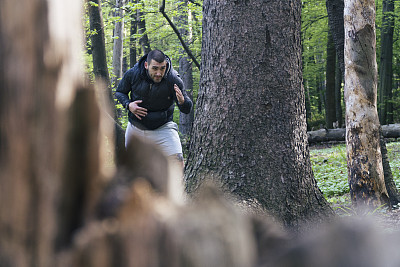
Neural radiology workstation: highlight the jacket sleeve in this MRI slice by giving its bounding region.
[171,70,193,114]
[115,68,134,109]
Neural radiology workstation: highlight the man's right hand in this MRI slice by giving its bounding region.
[128,100,148,120]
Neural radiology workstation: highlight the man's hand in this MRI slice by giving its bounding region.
[128,100,147,120]
[174,84,184,105]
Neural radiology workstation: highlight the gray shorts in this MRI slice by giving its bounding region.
[125,121,182,156]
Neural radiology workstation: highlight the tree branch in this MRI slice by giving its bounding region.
[159,0,200,69]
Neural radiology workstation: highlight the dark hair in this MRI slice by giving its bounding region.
[147,49,166,64]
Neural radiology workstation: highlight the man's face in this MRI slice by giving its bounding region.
[145,59,167,83]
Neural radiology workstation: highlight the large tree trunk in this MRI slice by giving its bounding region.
[185,0,333,229]
[0,1,58,265]
[326,30,337,129]
[344,0,389,207]
[378,0,395,125]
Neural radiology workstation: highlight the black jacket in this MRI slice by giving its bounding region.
[115,54,192,130]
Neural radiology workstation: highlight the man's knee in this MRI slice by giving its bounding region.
[173,153,184,162]
[170,153,184,169]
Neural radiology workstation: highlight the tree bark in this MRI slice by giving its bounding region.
[185,0,333,229]
[111,0,125,87]
[335,57,343,127]
[378,0,394,125]
[0,0,108,265]
[0,1,58,265]
[326,0,345,76]
[130,0,137,68]
[88,0,126,157]
[326,30,337,129]
[137,0,151,55]
[176,0,195,137]
[88,0,111,90]
[344,0,389,207]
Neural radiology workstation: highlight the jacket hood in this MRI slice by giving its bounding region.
[138,53,172,81]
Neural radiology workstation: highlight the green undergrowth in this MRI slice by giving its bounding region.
[310,141,400,210]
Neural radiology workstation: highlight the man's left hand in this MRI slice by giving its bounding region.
[174,84,184,105]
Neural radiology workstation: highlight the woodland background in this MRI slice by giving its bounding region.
[84,0,400,131]
[2,0,400,266]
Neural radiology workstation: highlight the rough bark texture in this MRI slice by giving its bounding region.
[378,0,394,125]
[185,0,333,229]
[344,0,389,207]
[326,30,337,129]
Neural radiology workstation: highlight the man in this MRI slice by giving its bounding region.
[115,49,193,166]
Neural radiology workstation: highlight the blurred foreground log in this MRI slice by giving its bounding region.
[308,124,400,143]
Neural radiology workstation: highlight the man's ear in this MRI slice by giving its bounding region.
[144,61,148,69]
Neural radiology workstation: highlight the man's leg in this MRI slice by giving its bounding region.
[171,153,184,170]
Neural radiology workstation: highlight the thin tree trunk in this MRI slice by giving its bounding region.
[344,0,389,207]
[335,56,343,127]
[326,30,337,129]
[88,0,111,91]
[176,0,195,137]
[130,0,137,68]
[378,0,394,125]
[112,0,125,87]
[185,0,333,229]
[137,0,151,55]
[305,80,313,130]
[326,0,345,77]
[88,0,125,161]
[328,0,399,207]
[317,75,323,113]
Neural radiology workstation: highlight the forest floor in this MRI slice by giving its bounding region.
[310,140,400,233]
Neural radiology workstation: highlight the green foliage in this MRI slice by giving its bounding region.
[387,142,400,190]
[302,0,329,128]
[310,144,348,199]
[310,141,400,208]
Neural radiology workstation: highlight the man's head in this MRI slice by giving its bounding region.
[145,50,167,83]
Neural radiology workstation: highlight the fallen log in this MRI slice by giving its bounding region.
[308,124,400,144]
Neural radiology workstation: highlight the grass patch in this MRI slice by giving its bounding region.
[310,141,400,208]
